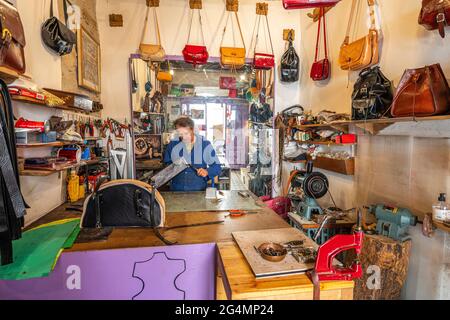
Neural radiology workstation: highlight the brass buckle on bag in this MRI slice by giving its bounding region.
[436,13,446,24]
[2,28,12,41]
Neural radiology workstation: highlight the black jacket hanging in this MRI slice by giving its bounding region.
[0,79,27,266]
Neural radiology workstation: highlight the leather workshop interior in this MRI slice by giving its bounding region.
[0,0,449,303]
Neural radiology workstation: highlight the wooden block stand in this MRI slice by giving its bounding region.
[351,234,412,300]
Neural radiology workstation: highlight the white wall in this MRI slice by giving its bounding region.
[97,0,301,121]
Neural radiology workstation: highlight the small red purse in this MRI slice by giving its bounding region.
[183,6,209,65]
[183,45,209,65]
[283,0,341,9]
[219,76,237,89]
[252,10,275,70]
[310,8,330,81]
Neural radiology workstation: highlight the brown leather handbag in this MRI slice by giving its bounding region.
[391,64,450,117]
[339,0,379,71]
[0,0,26,77]
[419,0,450,38]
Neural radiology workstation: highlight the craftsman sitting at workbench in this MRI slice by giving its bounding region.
[164,117,221,192]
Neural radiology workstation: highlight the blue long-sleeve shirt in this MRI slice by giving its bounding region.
[163,134,222,192]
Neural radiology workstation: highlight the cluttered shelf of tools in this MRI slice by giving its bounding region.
[294,114,450,134]
[20,159,104,177]
[284,157,355,176]
[11,95,97,115]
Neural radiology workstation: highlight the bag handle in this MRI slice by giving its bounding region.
[220,11,246,50]
[187,8,206,46]
[252,14,274,56]
[141,6,162,45]
[343,0,378,45]
[314,8,328,62]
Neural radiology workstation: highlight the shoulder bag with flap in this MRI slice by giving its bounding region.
[157,60,173,83]
[220,11,246,70]
[282,0,341,9]
[310,8,330,81]
[139,6,165,62]
[251,4,275,70]
[339,0,379,71]
[0,0,26,77]
[41,0,76,56]
[183,3,209,66]
[418,0,450,38]
[391,63,450,117]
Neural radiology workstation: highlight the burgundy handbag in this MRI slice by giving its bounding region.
[310,9,330,81]
[0,0,26,77]
[418,0,450,38]
[183,6,209,65]
[283,0,341,9]
[252,10,275,70]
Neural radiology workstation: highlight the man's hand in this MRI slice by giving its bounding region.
[197,168,208,177]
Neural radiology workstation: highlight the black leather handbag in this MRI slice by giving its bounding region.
[41,0,76,56]
[280,33,299,83]
[81,180,165,229]
[352,66,394,120]
[250,102,273,124]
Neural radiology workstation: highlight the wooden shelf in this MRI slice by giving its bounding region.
[434,221,450,233]
[11,95,96,114]
[16,141,86,148]
[295,140,356,146]
[294,115,450,135]
[20,159,102,177]
[133,111,165,115]
[307,155,355,175]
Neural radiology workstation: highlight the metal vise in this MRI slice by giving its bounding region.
[369,205,417,242]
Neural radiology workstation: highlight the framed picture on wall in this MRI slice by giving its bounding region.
[77,26,101,93]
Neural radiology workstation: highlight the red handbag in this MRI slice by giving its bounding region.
[183,45,208,65]
[183,6,209,65]
[310,8,330,81]
[418,0,450,38]
[252,10,275,70]
[219,76,237,89]
[283,0,341,9]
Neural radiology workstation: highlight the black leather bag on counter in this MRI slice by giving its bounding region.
[41,0,76,56]
[352,66,394,120]
[280,32,299,83]
[81,179,165,229]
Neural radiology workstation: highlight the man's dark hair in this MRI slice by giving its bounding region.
[174,117,195,130]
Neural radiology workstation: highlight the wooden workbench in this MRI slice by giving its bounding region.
[25,194,354,300]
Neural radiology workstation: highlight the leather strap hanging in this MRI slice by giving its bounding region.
[220,11,246,50]
[140,6,162,47]
[314,7,328,63]
[186,5,206,46]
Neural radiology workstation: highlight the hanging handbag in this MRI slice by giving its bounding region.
[280,31,299,83]
[251,5,275,70]
[220,10,246,70]
[183,4,209,65]
[352,66,394,120]
[339,0,379,71]
[419,0,450,38]
[282,0,341,9]
[139,6,165,62]
[41,0,76,56]
[219,76,237,89]
[310,8,330,81]
[0,0,26,77]
[157,61,172,82]
[391,64,450,118]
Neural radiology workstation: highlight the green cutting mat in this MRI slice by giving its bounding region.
[0,219,80,280]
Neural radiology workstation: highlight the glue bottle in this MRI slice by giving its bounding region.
[432,193,448,222]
